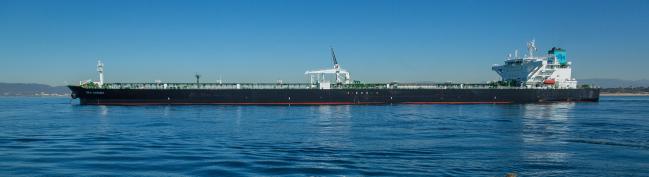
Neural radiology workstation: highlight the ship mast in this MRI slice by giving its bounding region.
[97,60,104,87]
[331,47,342,83]
[331,47,339,69]
[527,39,537,58]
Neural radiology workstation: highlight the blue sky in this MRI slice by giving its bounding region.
[1,0,648,85]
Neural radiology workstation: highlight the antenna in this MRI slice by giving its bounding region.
[514,50,519,58]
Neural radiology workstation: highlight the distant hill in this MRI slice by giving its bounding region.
[0,83,69,96]
[580,79,649,88]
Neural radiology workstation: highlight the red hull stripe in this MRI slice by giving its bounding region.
[85,101,515,105]
[401,101,512,104]
[90,102,385,105]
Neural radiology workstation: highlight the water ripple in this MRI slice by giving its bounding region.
[0,96,648,176]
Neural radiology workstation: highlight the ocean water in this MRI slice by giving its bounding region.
[0,96,648,176]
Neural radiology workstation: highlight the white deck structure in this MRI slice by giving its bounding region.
[304,48,352,89]
[492,40,578,88]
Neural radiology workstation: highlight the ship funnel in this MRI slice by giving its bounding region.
[548,47,567,65]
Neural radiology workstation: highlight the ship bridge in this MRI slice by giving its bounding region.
[492,40,577,89]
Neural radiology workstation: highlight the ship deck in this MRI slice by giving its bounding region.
[80,82,591,90]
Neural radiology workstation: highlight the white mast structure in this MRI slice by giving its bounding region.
[96,60,104,87]
[305,48,352,89]
[527,39,537,58]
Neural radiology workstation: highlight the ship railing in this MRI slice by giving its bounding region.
[99,83,316,90]
[393,83,495,89]
[92,82,585,90]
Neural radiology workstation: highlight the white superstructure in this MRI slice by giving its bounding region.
[305,48,352,89]
[492,40,577,88]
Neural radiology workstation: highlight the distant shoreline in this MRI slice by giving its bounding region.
[600,93,649,96]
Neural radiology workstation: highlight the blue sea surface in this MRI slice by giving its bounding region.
[0,96,648,176]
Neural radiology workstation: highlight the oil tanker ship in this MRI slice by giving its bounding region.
[69,40,599,105]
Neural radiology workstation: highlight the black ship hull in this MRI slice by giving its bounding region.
[69,86,599,105]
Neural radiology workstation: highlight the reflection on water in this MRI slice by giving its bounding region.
[312,105,353,149]
[1,97,648,176]
[520,103,575,143]
[163,106,170,117]
[522,103,575,121]
[519,103,576,175]
[96,105,111,137]
[98,105,109,117]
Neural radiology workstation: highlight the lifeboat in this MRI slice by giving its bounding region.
[543,79,556,85]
